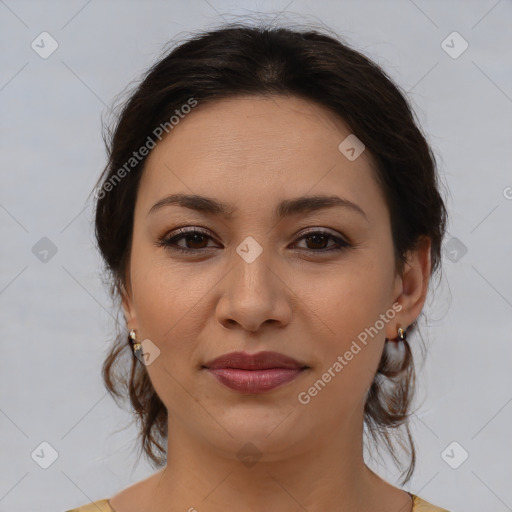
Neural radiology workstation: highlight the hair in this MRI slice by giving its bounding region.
[92,21,447,486]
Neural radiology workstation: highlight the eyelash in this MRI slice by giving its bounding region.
[154,227,351,255]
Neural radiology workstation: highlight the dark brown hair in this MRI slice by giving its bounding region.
[92,22,447,485]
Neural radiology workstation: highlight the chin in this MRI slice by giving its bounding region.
[206,407,308,457]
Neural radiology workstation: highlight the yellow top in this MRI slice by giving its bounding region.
[65,494,451,511]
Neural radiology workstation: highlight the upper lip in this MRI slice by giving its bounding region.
[203,351,309,370]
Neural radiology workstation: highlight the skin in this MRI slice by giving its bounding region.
[112,95,431,512]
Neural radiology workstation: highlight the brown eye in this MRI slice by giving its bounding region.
[304,233,330,250]
[155,228,351,255]
[179,232,209,250]
[155,228,218,254]
[294,230,350,253]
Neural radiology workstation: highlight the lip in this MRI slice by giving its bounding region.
[203,351,309,394]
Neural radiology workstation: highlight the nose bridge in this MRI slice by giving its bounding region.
[216,234,291,331]
[231,236,276,303]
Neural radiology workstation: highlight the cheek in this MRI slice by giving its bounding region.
[131,237,204,319]
[305,254,394,392]
[129,260,204,411]
[298,285,388,418]
[129,245,224,377]
[313,256,393,337]
[129,247,195,352]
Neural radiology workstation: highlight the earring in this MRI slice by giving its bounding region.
[128,329,143,360]
[386,326,407,343]
[384,326,408,365]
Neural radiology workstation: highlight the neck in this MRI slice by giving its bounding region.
[144,410,410,512]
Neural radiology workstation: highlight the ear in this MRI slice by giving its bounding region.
[386,236,432,339]
[120,279,137,331]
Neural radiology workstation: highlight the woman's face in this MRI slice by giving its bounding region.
[122,95,426,460]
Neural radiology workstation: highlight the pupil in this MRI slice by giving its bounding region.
[308,234,327,249]
[188,234,206,248]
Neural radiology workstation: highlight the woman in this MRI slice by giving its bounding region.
[67,22,450,512]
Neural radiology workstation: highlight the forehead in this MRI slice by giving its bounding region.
[137,95,384,219]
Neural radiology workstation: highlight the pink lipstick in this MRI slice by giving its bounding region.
[203,351,308,394]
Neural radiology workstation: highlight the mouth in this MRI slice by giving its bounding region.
[202,351,310,394]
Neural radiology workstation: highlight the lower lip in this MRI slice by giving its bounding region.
[206,368,305,393]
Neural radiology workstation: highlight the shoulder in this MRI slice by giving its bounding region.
[412,494,452,512]
[65,498,115,512]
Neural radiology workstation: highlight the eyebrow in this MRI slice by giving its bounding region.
[147,193,368,222]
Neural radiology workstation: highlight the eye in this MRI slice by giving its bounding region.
[155,227,218,254]
[155,227,351,254]
[293,229,350,253]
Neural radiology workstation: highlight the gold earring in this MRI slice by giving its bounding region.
[128,329,143,360]
[386,326,407,342]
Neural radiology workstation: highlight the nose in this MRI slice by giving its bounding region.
[215,248,293,333]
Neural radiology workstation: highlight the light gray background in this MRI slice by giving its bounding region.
[1,1,511,511]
